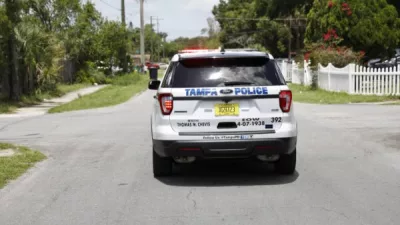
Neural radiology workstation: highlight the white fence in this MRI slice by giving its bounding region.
[279,60,312,86]
[279,60,400,96]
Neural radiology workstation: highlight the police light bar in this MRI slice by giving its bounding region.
[178,48,218,54]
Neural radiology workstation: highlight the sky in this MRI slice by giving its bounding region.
[89,0,220,41]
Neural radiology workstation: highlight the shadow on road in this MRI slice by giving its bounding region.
[157,160,299,187]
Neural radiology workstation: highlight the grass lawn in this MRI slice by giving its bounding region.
[48,73,149,113]
[57,83,91,94]
[158,69,166,79]
[0,83,90,114]
[0,143,46,189]
[289,83,400,104]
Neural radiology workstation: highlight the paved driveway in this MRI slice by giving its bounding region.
[0,91,399,225]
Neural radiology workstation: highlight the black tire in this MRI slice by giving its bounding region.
[275,149,296,175]
[153,149,172,177]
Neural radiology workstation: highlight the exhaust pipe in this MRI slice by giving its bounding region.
[257,154,280,162]
[173,156,196,164]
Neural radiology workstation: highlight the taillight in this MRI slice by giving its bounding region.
[158,93,173,115]
[279,90,292,113]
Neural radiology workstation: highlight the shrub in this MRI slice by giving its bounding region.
[75,68,93,84]
[111,73,141,86]
[75,61,112,84]
[305,42,364,90]
[92,71,111,84]
[307,43,364,70]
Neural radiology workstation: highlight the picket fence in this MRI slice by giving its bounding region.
[279,60,400,96]
[279,60,312,86]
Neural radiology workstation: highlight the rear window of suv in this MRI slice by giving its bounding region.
[165,57,286,88]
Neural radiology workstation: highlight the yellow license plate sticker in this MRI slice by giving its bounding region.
[214,103,240,116]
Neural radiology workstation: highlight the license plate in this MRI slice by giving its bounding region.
[214,103,239,116]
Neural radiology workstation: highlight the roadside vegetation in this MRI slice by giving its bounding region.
[48,73,148,113]
[0,83,90,114]
[213,0,400,103]
[289,84,400,104]
[0,0,219,115]
[1,0,399,112]
[0,143,46,189]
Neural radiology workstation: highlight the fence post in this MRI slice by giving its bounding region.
[292,61,296,83]
[282,60,287,80]
[328,63,331,90]
[348,63,355,94]
[303,60,310,86]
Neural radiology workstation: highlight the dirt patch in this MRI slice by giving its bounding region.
[0,148,16,157]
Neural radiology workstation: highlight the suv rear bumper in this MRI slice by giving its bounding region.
[153,137,297,158]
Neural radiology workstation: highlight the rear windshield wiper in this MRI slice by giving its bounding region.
[223,81,254,86]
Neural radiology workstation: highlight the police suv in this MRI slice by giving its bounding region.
[148,49,297,177]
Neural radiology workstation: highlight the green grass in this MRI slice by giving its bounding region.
[289,83,400,104]
[57,83,91,94]
[158,69,166,79]
[48,73,148,113]
[0,143,46,189]
[0,83,91,114]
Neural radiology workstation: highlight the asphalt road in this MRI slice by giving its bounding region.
[0,90,399,225]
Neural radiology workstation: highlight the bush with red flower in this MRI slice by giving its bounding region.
[306,0,400,59]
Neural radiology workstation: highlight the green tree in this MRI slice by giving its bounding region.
[97,20,128,69]
[3,0,24,100]
[0,0,139,100]
[305,0,400,57]
[213,0,311,57]
[15,15,65,93]
[387,0,400,15]
[145,24,163,61]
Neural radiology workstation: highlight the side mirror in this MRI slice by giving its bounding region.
[148,80,161,90]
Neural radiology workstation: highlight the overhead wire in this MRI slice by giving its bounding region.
[98,0,139,17]
[99,0,121,11]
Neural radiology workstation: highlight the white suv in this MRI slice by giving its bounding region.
[148,50,297,177]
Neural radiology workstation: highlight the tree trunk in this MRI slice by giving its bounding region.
[5,0,21,100]
[7,34,20,101]
[1,67,10,98]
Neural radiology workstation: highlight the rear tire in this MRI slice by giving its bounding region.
[275,149,296,175]
[153,149,172,177]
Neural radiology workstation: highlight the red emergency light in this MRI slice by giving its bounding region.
[178,48,218,54]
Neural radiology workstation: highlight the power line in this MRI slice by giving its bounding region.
[99,0,121,11]
[98,0,138,16]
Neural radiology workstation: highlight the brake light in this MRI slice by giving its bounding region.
[279,90,292,113]
[158,93,173,115]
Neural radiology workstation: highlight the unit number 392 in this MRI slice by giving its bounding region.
[271,117,282,123]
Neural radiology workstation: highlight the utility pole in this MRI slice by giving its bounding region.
[121,0,125,25]
[140,0,145,65]
[155,17,164,34]
[275,17,307,60]
[121,0,128,72]
[150,16,153,61]
[288,15,292,61]
[156,16,163,60]
[155,17,164,61]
